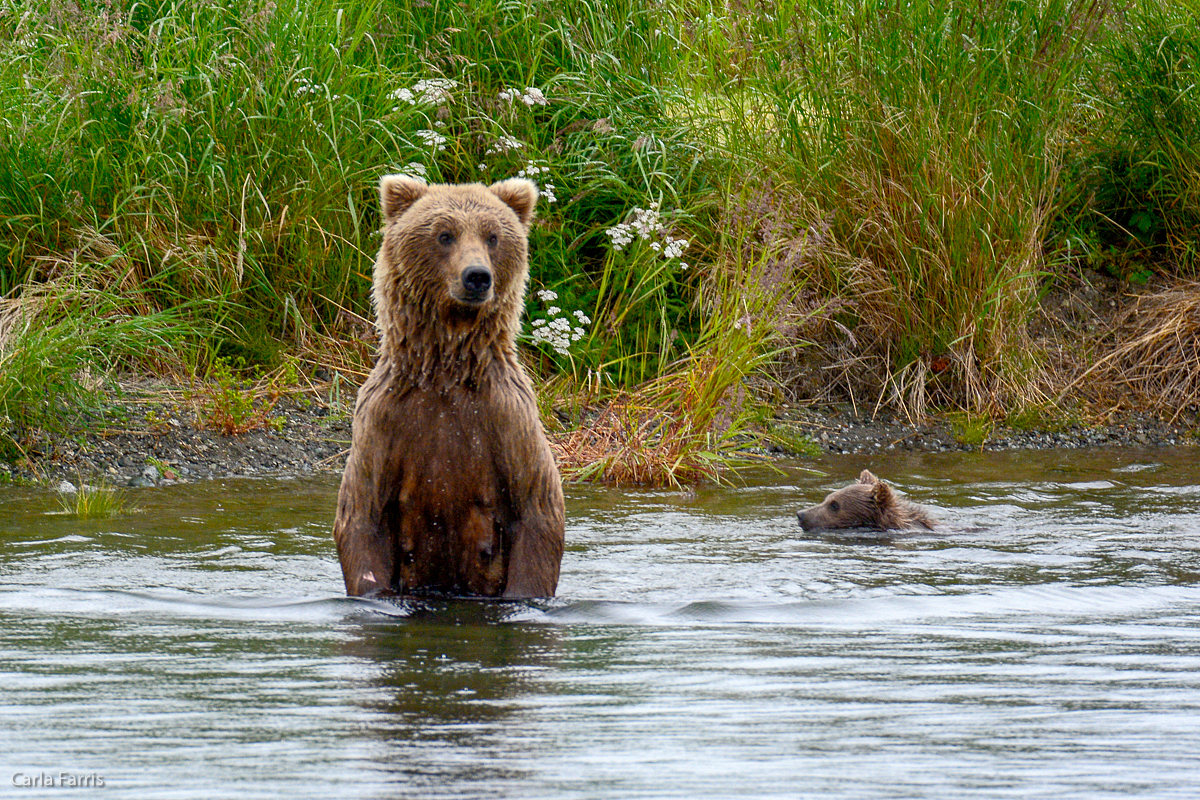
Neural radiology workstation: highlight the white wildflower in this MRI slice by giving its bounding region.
[294,77,324,97]
[397,162,428,178]
[662,237,689,259]
[500,86,549,106]
[540,183,557,203]
[521,87,548,106]
[516,160,550,178]
[415,129,447,151]
[606,223,634,250]
[606,203,689,266]
[631,203,665,239]
[486,135,524,155]
[393,78,457,106]
[530,291,589,356]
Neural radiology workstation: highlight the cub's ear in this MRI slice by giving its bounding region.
[858,469,879,485]
[488,178,538,227]
[869,479,894,509]
[380,174,428,222]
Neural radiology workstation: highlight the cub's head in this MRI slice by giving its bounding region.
[797,469,897,531]
[373,175,538,333]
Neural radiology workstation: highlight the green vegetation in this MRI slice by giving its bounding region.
[2,0,1198,484]
[189,356,285,435]
[1,280,198,459]
[56,479,137,519]
[948,412,992,450]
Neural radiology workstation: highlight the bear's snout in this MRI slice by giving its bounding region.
[460,265,493,304]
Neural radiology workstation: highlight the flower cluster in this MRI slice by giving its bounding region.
[486,135,524,155]
[499,86,548,106]
[294,78,322,97]
[530,290,590,356]
[395,162,428,178]
[517,161,556,203]
[294,76,340,101]
[414,129,448,151]
[391,78,457,108]
[605,203,690,268]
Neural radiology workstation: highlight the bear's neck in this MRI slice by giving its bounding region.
[380,306,519,390]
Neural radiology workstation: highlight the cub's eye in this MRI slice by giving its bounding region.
[438,232,454,246]
[829,501,840,513]
[487,234,499,248]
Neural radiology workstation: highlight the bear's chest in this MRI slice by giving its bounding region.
[387,388,502,492]
[381,387,513,595]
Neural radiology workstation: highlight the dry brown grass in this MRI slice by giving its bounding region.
[549,394,717,488]
[549,357,765,488]
[1065,280,1200,419]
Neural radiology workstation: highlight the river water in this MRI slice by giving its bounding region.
[2,447,1199,799]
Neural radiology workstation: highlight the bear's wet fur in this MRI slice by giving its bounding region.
[797,469,935,532]
[332,175,565,598]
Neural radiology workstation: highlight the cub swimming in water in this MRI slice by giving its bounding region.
[797,469,935,532]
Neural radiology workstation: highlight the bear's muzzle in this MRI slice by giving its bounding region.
[459,265,493,305]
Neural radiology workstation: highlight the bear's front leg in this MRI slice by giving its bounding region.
[503,471,565,598]
[335,517,396,597]
[332,450,399,597]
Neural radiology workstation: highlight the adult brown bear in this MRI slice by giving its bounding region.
[333,175,565,598]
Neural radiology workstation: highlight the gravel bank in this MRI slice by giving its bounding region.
[776,405,1198,455]
[5,384,1197,488]
[4,386,351,487]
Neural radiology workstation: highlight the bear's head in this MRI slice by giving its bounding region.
[797,469,897,531]
[372,175,539,353]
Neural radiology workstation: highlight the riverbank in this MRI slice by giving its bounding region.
[4,379,1195,489]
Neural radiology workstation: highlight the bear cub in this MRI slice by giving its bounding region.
[797,469,935,531]
[332,175,565,599]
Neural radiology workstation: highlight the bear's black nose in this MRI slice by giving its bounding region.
[461,266,493,299]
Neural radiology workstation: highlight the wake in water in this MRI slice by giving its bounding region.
[5,583,1200,631]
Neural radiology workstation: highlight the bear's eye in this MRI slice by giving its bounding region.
[437,232,454,246]
[487,233,499,248]
[829,500,840,513]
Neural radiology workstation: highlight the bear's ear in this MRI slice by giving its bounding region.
[488,178,538,227]
[858,469,879,486]
[869,479,894,509]
[379,174,428,222]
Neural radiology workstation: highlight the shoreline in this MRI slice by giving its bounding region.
[775,406,1198,456]
[4,380,1196,489]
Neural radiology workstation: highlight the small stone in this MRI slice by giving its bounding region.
[56,480,78,494]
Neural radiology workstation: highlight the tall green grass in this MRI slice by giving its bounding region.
[0,0,706,365]
[0,277,200,459]
[672,0,1109,416]
[1062,0,1200,278]
[556,185,805,484]
[2,0,1198,480]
